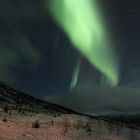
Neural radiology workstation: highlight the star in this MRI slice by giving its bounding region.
[43,59,47,63]
[23,14,28,18]
[10,19,15,23]
[116,55,120,59]
[112,15,116,19]
[117,40,120,43]
[131,9,136,13]
[115,63,119,68]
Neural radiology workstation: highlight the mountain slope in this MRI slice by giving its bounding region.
[0,81,77,114]
[0,81,140,140]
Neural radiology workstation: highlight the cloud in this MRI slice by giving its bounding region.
[44,85,140,116]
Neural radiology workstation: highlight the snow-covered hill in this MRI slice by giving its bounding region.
[0,81,140,140]
[0,81,76,114]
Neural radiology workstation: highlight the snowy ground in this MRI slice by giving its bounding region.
[0,113,139,140]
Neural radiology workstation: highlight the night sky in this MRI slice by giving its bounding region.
[0,0,140,115]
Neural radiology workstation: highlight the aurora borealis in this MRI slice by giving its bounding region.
[0,0,140,115]
[48,0,119,87]
[69,57,82,92]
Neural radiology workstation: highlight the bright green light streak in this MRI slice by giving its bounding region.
[69,57,82,92]
[48,0,119,86]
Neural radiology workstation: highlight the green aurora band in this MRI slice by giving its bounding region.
[48,0,119,87]
[70,57,82,92]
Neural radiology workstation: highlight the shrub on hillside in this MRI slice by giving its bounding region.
[32,120,40,128]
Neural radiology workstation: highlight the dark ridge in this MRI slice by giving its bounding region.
[96,115,140,130]
[0,81,140,130]
[0,81,78,114]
